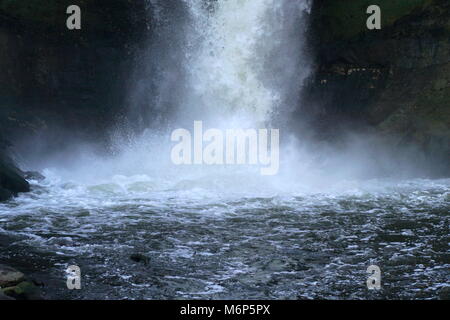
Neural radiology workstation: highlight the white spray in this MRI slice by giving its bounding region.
[175,0,311,126]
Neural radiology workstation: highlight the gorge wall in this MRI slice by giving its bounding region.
[0,0,149,199]
[305,0,449,174]
[0,0,149,142]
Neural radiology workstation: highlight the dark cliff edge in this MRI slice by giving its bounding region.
[304,0,449,176]
[0,0,149,200]
[0,156,29,201]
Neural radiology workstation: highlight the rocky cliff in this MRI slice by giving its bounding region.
[0,0,148,140]
[306,0,449,174]
[0,0,149,200]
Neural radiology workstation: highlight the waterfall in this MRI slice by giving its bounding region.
[146,0,311,128]
[31,0,313,184]
[91,0,314,184]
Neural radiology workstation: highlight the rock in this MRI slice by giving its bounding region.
[2,281,43,300]
[0,264,25,287]
[0,0,150,148]
[31,279,45,288]
[306,0,450,175]
[0,157,30,201]
[0,158,30,193]
[0,187,13,201]
[439,286,450,300]
[0,290,14,300]
[130,253,150,265]
[311,0,434,43]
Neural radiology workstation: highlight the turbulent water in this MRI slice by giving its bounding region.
[0,176,449,299]
[1,0,449,300]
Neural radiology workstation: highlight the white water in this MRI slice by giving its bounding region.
[30,0,314,192]
[178,0,310,125]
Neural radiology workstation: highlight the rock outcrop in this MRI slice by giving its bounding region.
[0,156,30,201]
[0,0,149,143]
[0,264,25,287]
[0,0,150,200]
[307,0,449,174]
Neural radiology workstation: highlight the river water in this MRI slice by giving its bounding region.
[0,173,449,299]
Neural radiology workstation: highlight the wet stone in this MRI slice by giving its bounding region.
[0,264,25,288]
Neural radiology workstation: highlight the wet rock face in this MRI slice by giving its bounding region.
[0,157,30,201]
[0,0,149,142]
[0,188,13,202]
[307,0,450,174]
[0,0,150,200]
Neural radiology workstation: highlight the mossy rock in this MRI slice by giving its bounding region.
[0,264,25,287]
[2,281,43,300]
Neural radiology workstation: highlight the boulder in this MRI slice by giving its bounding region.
[0,290,14,300]
[0,157,30,201]
[130,253,150,265]
[0,264,25,287]
[2,281,43,300]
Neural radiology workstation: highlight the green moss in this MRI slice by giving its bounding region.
[318,0,433,41]
[1,281,41,300]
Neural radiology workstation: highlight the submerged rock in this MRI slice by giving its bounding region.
[130,254,150,265]
[439,286,450,300]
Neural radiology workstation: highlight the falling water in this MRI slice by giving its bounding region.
[180,0,301,124]
[144,0,311,128]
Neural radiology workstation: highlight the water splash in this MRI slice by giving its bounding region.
[175,0,311,126]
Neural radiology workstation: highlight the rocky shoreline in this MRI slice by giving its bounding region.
[0,264,44,300]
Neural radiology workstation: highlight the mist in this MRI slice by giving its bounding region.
[14,0,443,192]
